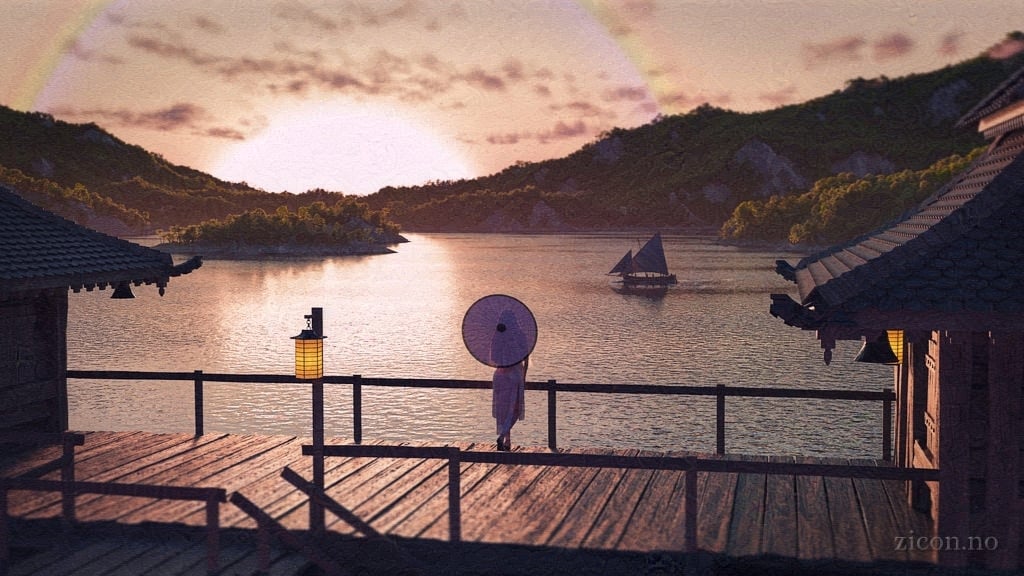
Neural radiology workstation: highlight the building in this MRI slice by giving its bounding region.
[770,67,1024,570]
[0,185,201,434]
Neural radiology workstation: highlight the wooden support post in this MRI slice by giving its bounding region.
[684,458,698,553]
[193,370,204,436]
[311,378,325,536]
[353,374,362,444]
[716,385,726,455]
[882,390,893,462]
[448,447,461,543]
[205,497,220,575]
[547,380,557,451]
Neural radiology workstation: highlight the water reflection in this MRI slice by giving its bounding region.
[67,233,890,457]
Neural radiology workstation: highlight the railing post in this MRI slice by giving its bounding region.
[882,389,893,462]
[311,378,325,536]
[194,370,204,436]
[716,384,726,455]
[353,375,362,444]
[684,457,698,553]
[547,380,557,451]
[448,447,461,543]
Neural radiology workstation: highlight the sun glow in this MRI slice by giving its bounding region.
[213,101,474,195]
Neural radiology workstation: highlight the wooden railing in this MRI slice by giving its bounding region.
[297,442,941,547]
[67,369,897,461]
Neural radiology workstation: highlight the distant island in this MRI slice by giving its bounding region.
[155,200,407,259]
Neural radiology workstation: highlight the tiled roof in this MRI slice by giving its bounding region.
[0,185,201,295]
[771,124,1024,329]
[956,65,1024,130]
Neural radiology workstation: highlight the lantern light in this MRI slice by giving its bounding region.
[886,330,904,364]
[291,311,325,380]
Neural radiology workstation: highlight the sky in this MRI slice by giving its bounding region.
[1,1,1023,196]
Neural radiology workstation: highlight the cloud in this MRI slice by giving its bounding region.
[987,35,1024,60]
[603,85,649,102]
[872,33,915,61]
[128,35,222,67]
[272,2,344,31]
[758,85,799,108]
[192,15,225,35]
[659,90,731,111]
[52,102,204,131]
[938,30,964,57]
[486,119,590,146]
[802,35,866,68]
[457,68,506,91]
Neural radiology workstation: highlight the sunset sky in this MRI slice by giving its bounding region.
[2,1,1023,195]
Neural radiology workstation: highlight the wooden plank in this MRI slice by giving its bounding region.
[462,460,550,543]
[726,455,766,557]
[762,455,797,558]
[233,439,390,530]
[405,460,499,540]
[853,474,903,562]
[81,435,293,524]
[176,437,310,528]
[880,477,934,563]
[794,455,835,560]
[501,461,601,547]
[483,455,595,546]
[823,458,872,561]
[545,449,638,548]
[583,466,656,549]
[697,456,739,554]
[613,467,689,552]
[332,457,448,535]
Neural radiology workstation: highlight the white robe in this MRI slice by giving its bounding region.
[492,360,526,435]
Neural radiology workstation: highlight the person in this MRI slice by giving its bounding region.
[491,310,528,451]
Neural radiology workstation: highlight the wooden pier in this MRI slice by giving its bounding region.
[0,431,938,576]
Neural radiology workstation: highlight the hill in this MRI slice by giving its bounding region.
[1,33,1022,241]
[364,38,1024,233]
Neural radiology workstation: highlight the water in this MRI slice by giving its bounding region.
[66,233,892,457]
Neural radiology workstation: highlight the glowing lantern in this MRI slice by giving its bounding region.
[886,330,904,365]
[291,309,325,380]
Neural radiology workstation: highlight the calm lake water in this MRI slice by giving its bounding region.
[66,233,892,457]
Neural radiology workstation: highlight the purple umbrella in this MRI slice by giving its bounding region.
[462,294,538,368]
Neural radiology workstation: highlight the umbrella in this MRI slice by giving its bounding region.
[462,294,537,368]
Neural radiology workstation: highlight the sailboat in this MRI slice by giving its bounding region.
[608,232,678,291]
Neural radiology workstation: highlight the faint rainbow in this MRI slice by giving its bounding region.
[575,0,673,115]
[12,0,114,111]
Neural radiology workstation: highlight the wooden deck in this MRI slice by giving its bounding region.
[1,432,936,575]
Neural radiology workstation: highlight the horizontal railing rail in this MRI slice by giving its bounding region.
[67,369,896,460]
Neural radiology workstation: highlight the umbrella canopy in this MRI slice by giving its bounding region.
[462,294,538,368]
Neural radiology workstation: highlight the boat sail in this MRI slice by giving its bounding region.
[607,233,678,288]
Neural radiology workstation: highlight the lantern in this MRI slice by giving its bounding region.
[886,330,904,364]
[291,310,325,380]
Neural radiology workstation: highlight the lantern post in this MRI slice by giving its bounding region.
[292,307,325,535]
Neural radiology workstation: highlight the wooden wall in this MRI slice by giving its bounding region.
[902,329,1024,570]
[0,287,68,434]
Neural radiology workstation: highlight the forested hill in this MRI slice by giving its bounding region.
[1,33,1022,240]
[364,41,1024,233]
